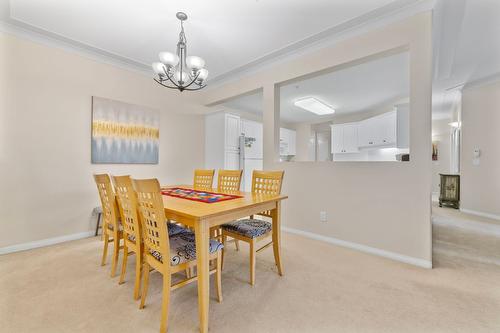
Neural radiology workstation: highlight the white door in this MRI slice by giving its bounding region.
[331,125,343,153]
[343,123,359,153]
[225,114,241,151]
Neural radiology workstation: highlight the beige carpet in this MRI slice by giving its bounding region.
[432,201,500,226]
[1,233,500,333]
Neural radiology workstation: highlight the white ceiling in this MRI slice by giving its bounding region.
[222,52,409,123]
[5,0,402,81]
[432,0,500,119]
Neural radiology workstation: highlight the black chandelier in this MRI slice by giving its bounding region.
[152,12,208,92]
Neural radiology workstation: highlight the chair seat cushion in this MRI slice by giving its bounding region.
[221,219,272,238]
[167,222,189,237]
[107,223,123,232]
[150,232,223,266]
[127,222,189,242]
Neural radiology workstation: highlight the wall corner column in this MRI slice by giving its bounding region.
[263,84,280,168]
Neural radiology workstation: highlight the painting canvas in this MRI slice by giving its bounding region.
[91,97,159,164]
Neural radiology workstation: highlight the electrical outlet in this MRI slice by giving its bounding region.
[320,211,327,222]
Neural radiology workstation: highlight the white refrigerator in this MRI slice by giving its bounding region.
[239,120,263,192]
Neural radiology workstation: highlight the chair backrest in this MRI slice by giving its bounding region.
[132,178,169,264]
[251,170,285,218]
[94,174,120,233]
[112,175,141,245]
[217,169,243,193]
[193,169,215,190]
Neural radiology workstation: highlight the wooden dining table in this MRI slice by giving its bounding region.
[161,185,288,333]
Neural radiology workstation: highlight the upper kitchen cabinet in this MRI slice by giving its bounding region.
[358,111,397,148]
[331,123,359,154]
[333,106,409,154]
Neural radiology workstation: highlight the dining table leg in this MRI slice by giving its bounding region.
[272,201,284,276]
[194,219,210,333]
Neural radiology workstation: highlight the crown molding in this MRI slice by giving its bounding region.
[0,17,152,76]
[463,72,500,90]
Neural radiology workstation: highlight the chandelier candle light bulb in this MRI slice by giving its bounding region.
[152,12,208,92]
[152,62,167,76]
[159,52,180,68]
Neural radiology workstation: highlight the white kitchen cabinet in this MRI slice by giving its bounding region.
[358,119,374,147]
[343,123,359,152]
[331,123,359,154]
[332,125,343,154]
[358,111,396,148]
[378,111,397,146]
[280,128,296,156]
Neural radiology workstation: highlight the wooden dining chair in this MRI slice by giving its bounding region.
[112,175,144,300]
[221,170,284,286]
[193,169,215,190]
[132,178,223,333]
[93,174,123,277]
[217,169,243,193]
[213,169,243,246]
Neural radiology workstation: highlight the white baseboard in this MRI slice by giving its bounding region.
[0,231,95,255]
[282,227,432,269]
[460,208,500,221]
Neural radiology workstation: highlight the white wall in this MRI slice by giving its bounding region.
[461,80,500,218]
[0,32,205,248]
[200,13,433,266]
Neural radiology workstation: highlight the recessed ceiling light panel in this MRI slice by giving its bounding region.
[294,97,335,115]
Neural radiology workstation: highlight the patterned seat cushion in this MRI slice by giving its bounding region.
[150,232,224,266]
[167,222,189,237]
[127,222,189,242]
[106,223,123,232]
[221,219,272,238]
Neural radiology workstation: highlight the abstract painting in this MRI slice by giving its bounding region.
[91,97,159,164]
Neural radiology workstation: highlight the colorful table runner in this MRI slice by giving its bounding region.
[161,187,242,203]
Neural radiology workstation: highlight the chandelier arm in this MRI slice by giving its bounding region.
[159,66,184,89]
[154,78,181,90]
[181,72,202,90]
[182,84,206,91]
[164,72,184,89]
